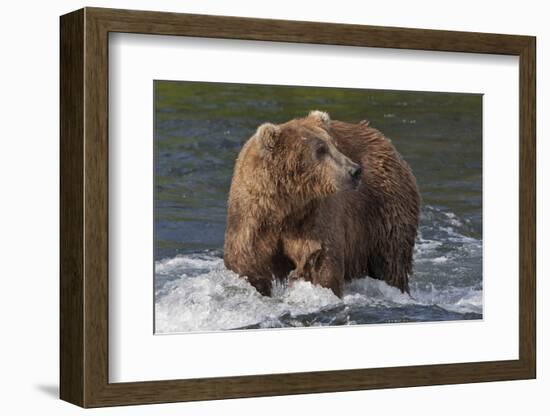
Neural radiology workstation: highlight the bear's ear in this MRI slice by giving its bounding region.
[308,110,331,128]
[255,122,281,153]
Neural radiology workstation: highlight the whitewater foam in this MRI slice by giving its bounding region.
[155,257,482,333]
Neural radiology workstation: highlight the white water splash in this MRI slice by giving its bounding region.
[155,253,482,334]
[155,257,343,333]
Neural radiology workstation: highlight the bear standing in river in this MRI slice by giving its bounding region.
[224,111,420,297]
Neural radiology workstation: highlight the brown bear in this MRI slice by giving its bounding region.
[224,110,420,298]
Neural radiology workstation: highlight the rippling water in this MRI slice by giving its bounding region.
[154,81,482,333]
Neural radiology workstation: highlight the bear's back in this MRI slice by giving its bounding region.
[328,120,420,291]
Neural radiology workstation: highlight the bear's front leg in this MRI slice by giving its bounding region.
[245,275,273,297]
[287,245,345,298]
[283,238,322,286]
[312,255,345,298]
[288,266,314,287]
[288,248,321,285]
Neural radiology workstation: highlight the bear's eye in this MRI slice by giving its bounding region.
[316,145,328,158]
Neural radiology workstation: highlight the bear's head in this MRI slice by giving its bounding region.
[253,110,361,203]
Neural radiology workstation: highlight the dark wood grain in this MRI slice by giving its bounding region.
[59,7,537,408]
[59,8,84,406]
[83,9,111,406]
[89,7,532,54]
[519,38,536,375]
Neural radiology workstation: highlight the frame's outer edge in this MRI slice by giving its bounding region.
[83,6,111,408]
[59,6,537,408]
[87,6,531,55]
[60,8,85,407]
[519,37,536,376]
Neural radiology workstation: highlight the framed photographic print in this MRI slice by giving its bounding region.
[60,7,536,408]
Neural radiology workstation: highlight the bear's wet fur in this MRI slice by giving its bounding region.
[224,111,420,297]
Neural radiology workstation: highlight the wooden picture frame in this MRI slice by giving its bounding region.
[60,7,536,408]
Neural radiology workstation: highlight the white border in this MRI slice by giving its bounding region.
[109,33,519,383]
